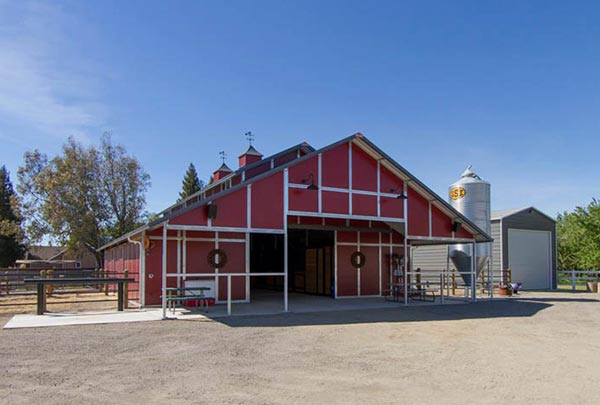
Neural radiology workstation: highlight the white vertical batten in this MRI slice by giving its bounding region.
[377,160,381,217]
[348,142,353,215]
[283,168,289,312]
[403,181,409,305]
[318,153,322,213]
[246,184,251,302]
[357,231,361,296]
[161,223,168,319]
[378,232,382,295]
[428,202,432,237]
[182,230,187,284]
[334,230,338,298]
[176,230,181,289]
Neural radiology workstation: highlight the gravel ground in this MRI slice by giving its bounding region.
[1,291,599,404]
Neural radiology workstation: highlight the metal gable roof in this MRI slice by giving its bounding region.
[491,206,556,222]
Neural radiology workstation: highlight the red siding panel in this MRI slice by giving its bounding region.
[211,188,247,228]
[251,172,284,229]
[288,156,318,185]
[380,196,404,218]
[352,194,377,216]
[289,187,318,213]
[380,166,403,196]
[336,245,358,296]
[360,246,379,295]
[321,144,349,189]
[407,187,429,236]
[217,242,246,301]
[431,205,453,238]
[322,191,349,215]
[352,146,377,192]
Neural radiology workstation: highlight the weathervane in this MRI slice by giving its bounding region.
[219,151,227,164]
[245,131,255,146]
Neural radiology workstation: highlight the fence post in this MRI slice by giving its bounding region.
[440,273,445,304]
[104,269,109,295]
[451,270,456,296]
[47,269,54,296]
[40,270,47,313]
[123,270,129,309]
[3,271,8,295]
[571,270,576,291]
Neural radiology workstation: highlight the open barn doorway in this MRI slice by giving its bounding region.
[288,229,334,297]
[249,233,285,294]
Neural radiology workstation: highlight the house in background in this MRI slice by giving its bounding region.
[16,246,97,269]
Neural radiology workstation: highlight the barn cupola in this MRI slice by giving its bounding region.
[238,145,263,168]
[238,131,263,168]
[213,151,233,181]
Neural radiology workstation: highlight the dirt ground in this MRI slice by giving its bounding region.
[0,291,119,315]
[1,291,599,404]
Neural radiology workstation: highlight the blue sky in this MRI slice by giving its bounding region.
[1,0,599,217]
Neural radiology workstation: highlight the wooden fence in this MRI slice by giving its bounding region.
[557,270,600,291]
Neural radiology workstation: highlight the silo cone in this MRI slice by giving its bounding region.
[448,166,491,286]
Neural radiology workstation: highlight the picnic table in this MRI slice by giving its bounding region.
[24,277,135,315]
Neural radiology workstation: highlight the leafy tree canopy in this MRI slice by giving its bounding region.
[557,199,600,270]
[17,134,150,267]
[0,166,26,267]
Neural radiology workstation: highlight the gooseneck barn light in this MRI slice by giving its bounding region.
[302,174,319,190]
[389,188,407,199]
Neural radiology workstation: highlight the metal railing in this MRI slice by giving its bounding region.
[557,270,600,291]
[165,272,286,316]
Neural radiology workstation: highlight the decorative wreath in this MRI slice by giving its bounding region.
[207,248,228,269]
[350,251,366,268]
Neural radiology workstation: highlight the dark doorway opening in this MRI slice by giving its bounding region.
[288,229,334,297]
[250,233,284,291]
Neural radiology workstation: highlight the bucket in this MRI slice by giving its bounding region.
[586,281,598,293]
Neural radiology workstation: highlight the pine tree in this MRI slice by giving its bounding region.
[179,163,203,200]
[0,165,25,267]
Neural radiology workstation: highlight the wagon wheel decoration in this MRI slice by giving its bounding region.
[350,251,366,269]
[207,248,228,269]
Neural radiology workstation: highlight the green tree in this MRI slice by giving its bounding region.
[0,166,25,267]
[557,199,600,270]
[17,134,150,267]
[179,163,203,200]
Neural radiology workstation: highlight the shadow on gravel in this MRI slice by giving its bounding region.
[511,297,598,303]
[215,299,553,328]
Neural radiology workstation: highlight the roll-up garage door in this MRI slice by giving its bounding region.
[507,229,551,289]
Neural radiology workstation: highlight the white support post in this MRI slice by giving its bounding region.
[182,230,187,284]
[283,168,289,312]
[176,230,181,289]
[357,231,361,296]
[140,231,146,307]
[161,224,168,319]
[471,242,476,302]
[227,274,232,316]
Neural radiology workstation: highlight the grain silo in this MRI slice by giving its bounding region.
[448,166,491,285]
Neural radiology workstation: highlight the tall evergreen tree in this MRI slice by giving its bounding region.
[179,163,203,200]
[0,166,25,267]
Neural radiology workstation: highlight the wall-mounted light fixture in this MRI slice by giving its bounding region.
[389,188,407,199]
[451,221,462,232]
[302,174,319,190]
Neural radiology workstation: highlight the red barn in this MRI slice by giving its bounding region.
[99,133,491,315]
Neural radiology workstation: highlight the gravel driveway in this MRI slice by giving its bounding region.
[1,291,599,404]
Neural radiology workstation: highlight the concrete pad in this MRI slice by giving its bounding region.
[3,309,192,329]
[3,292,470,329]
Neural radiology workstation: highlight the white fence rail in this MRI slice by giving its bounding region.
[557,270,600,291]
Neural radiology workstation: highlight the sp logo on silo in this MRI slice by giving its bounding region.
[450,186,466,200]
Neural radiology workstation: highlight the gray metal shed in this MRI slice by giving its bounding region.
[412,206,557,290]
[491,207,557,290]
